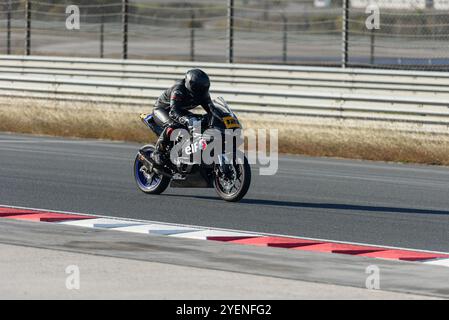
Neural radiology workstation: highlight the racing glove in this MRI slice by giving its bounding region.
[179,116,200,130]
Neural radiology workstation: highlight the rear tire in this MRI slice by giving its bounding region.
[134,144,170,195]
[214,156,251,202]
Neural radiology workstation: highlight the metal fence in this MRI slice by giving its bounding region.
[4,55,449,131]
[1,0,449,70]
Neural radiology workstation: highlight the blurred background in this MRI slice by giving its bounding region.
[1,0,449,70]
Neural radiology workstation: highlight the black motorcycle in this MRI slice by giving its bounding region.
[134,97,251,202]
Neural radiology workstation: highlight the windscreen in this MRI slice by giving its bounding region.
[211,97,234,118]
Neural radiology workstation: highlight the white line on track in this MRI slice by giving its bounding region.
[0,146,131,161]
[280,156,449,174]
[0,136,139,149]
[424,259,449,267]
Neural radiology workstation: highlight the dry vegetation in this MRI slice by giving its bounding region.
[0,99,156,143]
[2,98,449,166]
[247,115,449,165]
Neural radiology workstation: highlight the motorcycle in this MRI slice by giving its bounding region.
[134,97,251,202]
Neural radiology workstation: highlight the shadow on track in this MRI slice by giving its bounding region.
[164,194,449,215]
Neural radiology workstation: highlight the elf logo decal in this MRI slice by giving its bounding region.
[185,138,207,155]
[200,138,207,151]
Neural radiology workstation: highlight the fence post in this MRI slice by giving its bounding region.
[227,0,234,63]
[6,0,11,54]
[342,0,349,68]
[25,0,31,55]
[190,10,195,61]
[122,0,129,60]
[100,14,105,58]
[281,13,288,64]
[370,28,375,65]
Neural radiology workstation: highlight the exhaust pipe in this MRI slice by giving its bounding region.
[138,151,172,179]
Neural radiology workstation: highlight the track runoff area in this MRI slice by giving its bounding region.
[1,204,449,304]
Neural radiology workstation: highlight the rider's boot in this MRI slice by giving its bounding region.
[151,150,164,166]
[151,130,167,166]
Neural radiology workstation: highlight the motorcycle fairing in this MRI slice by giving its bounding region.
[140,113,163,136]
[169,167,212,188]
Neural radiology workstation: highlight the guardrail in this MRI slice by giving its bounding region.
[1,55,449,127]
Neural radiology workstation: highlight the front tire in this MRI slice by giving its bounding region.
[134,145,170,195]
[214,156,251,202]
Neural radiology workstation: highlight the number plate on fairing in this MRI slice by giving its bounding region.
[222,116,241,129]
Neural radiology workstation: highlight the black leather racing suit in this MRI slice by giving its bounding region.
[154,79,212,123]
[151,79,213,163]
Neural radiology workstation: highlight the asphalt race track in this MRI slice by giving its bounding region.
[1,133,448,252]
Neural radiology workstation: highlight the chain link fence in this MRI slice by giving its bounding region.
[349,1,449,70]
[1,0,449,70]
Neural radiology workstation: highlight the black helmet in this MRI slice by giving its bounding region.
[185,69,210,97]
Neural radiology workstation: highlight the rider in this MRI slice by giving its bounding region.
[150,69,214,165]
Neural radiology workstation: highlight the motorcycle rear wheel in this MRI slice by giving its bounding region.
[134,144,170,195]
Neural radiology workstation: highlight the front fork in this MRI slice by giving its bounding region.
[217,154,233,174]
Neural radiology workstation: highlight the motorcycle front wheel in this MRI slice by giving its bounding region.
[213,156,251,202]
